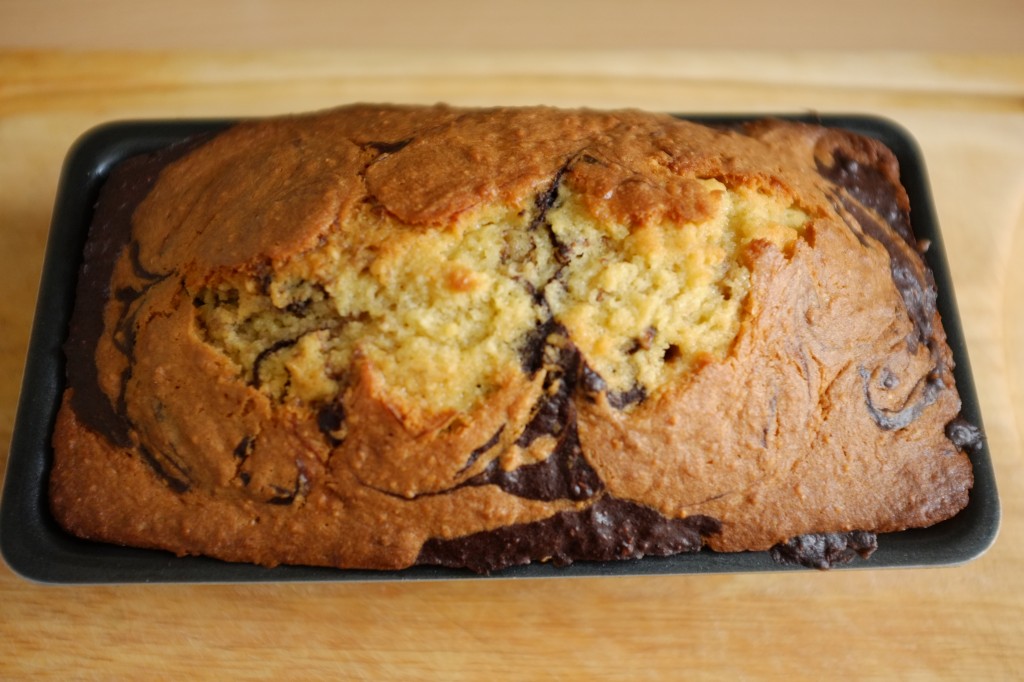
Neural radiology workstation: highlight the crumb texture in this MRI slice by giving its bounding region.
[50,105,974,572]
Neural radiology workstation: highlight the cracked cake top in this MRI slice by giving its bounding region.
[50,104,974,572]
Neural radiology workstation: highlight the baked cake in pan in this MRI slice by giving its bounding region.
[48,104,978,573]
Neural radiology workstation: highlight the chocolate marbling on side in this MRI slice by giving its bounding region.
[418,497,721,574]
[65,141,203,450]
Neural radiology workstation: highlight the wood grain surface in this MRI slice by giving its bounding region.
[4,0,1024,52]
[1,48,1022,679]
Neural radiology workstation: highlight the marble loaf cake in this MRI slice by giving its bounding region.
[50,104,977,573]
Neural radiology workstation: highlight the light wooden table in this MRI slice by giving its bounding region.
[1,50,1022,679]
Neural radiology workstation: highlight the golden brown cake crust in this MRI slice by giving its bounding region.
[50,104,973,571]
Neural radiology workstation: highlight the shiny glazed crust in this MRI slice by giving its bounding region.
[49,105,974,572]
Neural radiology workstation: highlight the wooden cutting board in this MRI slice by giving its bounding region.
[1,51,1022,679]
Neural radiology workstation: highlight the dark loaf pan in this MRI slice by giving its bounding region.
[0,114,1001,583]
